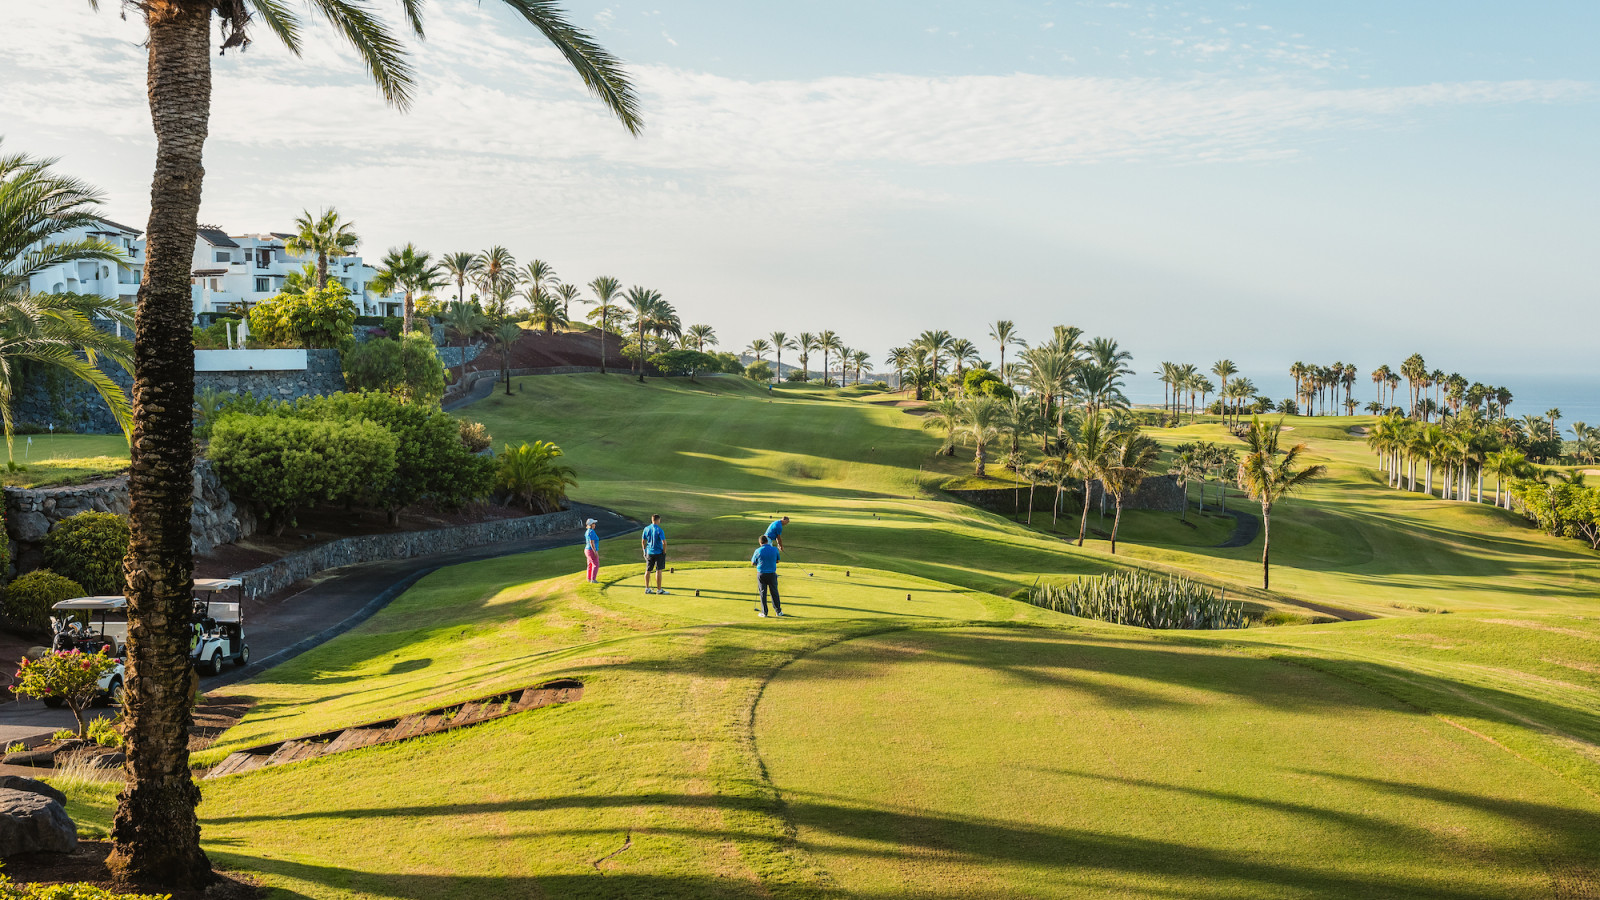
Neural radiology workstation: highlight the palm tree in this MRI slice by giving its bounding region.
[852,350,872,386]
[1,148,136,451]
[1102,432,1161,554]
[887,346,910,392]
[440,301,488,381]
[587,276,623,374]
[520,259,558,314]
[75,0,637,885]
[493,321,523,395]
[769,332,796,384]
[955,396,1004,476]
[1069,413,1116,546]
[625,287,676,374]
[527,290,569,334]
[818,331,844,386]
[476,246,518,299]
[1371,364,1392,410]
[686,324,718,352]
[1236,416,1328,590]
[745,337,772,364]
[948,337,980,382]
[284,207,359,289]
[371,244,445,336]
[989,320,1026,386]
[796,332,819,383]
[1168,448,1204,521]
[1021,345,1073,452]
[442,252,482,303]
[1484,448,1530,509]
[921,397,962,457]
[1211,359,1237,418]
[915,329,953,383]
[555,283,580,320]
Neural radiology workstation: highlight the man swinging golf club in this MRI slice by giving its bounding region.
[764,515,789,552]
[641,514,669,595]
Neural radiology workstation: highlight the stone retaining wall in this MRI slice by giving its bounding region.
[233,508,581,601]
[3,461,253,568]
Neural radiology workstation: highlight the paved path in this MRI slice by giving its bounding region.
[0,503,637,744]
[1212,505,1262,549]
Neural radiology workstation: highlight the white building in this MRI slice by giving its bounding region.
[26,216,144,305]
[190,226,402,319]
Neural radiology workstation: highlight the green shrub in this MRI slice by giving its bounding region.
[3,570,87,635]
[459,420,493,453]
[744,361,774,382]
[650,349,721,377]
[1027,572,1247,630]
[294,392,494,519]
[341,333,446,405]
[712,352,744,375]
[496,441,578,514]
[42,511,129,595]
[86,714,123,748]
[247,283,358,348]
[0,871,169,898]
[785,369,809,383]
[209,415,398,534]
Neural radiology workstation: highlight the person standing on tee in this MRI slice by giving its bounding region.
[764,516,790,553]
[751,534,784,617]
[641,514,669,595]
[583,518,600,583]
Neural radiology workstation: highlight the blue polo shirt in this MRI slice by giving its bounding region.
[585,528,599,552]
[751,544,780,574]
[642,524,665,555]
[764,519,784,542]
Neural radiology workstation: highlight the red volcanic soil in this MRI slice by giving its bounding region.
[460,328,644,375]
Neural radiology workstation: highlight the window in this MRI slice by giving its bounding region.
[255,277,270,292]
[215,251,231,263]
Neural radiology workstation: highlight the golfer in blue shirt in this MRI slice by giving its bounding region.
[751,535,784,617]
[641,514,669,595]
[764,516,790,552]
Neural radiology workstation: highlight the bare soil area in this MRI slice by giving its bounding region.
[2,842,261,899]
[460,327,644,375]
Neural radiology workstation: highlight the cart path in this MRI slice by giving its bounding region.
[0,502,638,744]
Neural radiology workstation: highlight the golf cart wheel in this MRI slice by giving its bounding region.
[235,643,250,666]
[42,696,65,709]
[98,677,124,708]
[208,649,224,677]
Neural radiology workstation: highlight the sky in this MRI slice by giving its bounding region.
[3,1,1598,404]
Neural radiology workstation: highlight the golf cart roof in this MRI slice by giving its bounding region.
[194,578,242,592]
[53,596,128,611]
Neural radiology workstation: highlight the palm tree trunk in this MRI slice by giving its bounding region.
[1260,504,1272,590]
[317,251,329,289]
[107,2,213,888]
[1476,467,1483,503]
[1077,482,1092,546]
[1110,497,1123,554]
[402,289,414,337]
[1027,475,1036,525]
[974,442,986,477]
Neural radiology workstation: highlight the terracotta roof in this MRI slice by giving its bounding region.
[196,227,239,248]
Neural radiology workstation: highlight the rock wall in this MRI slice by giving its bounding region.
[233,508,581,601]
[12,350,346,435]
[3,460,254,566]
[436,342,487,369]
[1084,474,1187,513]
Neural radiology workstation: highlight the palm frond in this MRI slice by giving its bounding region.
[497,0,642,134]
[308,0,417,108]
[247,0,304,53]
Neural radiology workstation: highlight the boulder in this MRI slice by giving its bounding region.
[0,787,77,856]
[0,776,67,806]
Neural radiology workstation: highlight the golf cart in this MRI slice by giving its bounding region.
[46,596,129,707]
[191,577,249,676]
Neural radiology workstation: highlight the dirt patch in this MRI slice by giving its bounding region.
[1348,426,1371,436]
[194,501,524,580]
[190,694,251,754]
[2,841,261,899]
[459,328,639,375]
[1583,469,1600,477]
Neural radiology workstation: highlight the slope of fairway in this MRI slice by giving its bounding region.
[757,626,1600,899]
[602,563,994,621]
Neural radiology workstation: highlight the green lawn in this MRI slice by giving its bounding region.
[50,377,1600,898]
[1,433,128,487]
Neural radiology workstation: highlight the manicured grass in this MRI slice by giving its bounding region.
[51,378,1600,898]
[757,626,1600,898]
[1,433,128,487]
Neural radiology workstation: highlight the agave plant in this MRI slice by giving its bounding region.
[496,441,578,514]
[1027,571,1247,630]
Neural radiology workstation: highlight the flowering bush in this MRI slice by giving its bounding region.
[13,649,118,737]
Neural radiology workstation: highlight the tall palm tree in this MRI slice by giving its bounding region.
[1102,432,1161,554]
[440,301,488,381]
[818,330,843,386]
[624,286,673,373]
[587,276,623,374]
[493,321,523,395]
[769,331,796,384]
[915,329,952,383]
[1211,359,1237,419]
[1021,346,1074,452]
[1168,449,1205,521]
[887,346,910,392]
[78,0,638,885]
[1371,364,1392,410]
[745,337,772,364]
[1069,413,1116,546]
[442,251,482,303]
[851,349,871,385]
[1,146,135,451]
[527,291,569,334]
[1485,448,1529,509]
[1236,416,1328,590]
[796,332,818,383]
[948,337,980,382]
[989,320,1026,387]
[476,246,518,300]
[686,323,718,352]
[520,259,558,314]
[371,244,445,336]
[284,207,359,289]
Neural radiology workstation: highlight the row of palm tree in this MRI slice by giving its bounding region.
[1364,411,1551,507]
[1373,355,1517,423]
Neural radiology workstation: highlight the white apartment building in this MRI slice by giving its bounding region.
[26,216,144,306]
[190,225,403,319]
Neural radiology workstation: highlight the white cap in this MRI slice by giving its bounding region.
[585,518,597,526]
